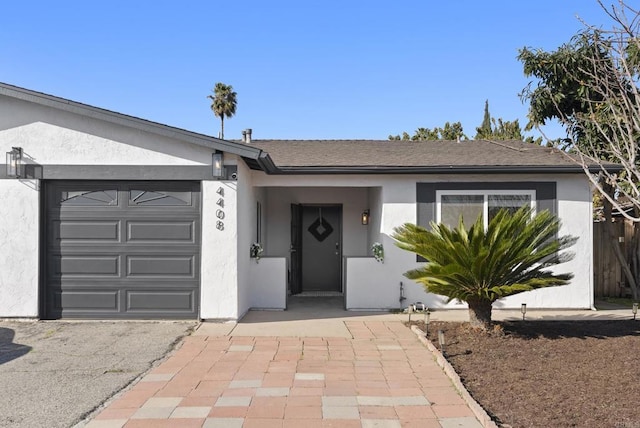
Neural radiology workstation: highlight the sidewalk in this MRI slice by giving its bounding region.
[85,319,484,428]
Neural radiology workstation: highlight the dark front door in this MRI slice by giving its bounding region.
[290,204,302,295]
[300,205,342,292]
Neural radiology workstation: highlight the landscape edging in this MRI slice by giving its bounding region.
[410,324,499,428]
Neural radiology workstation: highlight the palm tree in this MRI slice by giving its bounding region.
[207,83,237,139]
[392,207,577,330]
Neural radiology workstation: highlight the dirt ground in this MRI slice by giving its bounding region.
[412,320,640,428]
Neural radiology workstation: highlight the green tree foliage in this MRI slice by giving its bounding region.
[207,82,237,139]
[388,122,467,141]
[518,1,640,299]
[439,122,466,140]
[518,32,613,151]
[388,103,541,143]
[474,100,542,144]
[412,127,440,141]
[392,207,576,329]
[475,100,493,139]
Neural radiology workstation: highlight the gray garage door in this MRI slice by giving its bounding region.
[44,181,200,319]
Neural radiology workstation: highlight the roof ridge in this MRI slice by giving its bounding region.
[479,139,529,152]
[251,139,534,144]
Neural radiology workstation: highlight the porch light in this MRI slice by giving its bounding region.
[212,152,224,178]
[6,147,23,178]
[521,303,527,321]
[361,209,370,225]
[633,303,638,320]
[437,329,446,355]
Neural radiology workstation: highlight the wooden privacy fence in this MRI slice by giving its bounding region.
[593,220,634,297]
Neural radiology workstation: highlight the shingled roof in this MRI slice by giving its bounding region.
[0,82,618,176]
[249,139,607,174]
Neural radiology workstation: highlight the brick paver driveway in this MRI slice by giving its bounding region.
[85,321,482,428]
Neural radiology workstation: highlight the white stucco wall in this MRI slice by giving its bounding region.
[235,161,261,319]
[0,180,40,317]
[1,93,245,319]
[0,97,213,166]
[497,175,593,309]
[200,180,239,320]
[254,172,593,310]
[367,187,383,251]
[346,178,445,310]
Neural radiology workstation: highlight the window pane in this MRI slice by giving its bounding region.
[60,190,118,206]
[129,190,191,206]
[488,194,531,222]
[440,195,483,228]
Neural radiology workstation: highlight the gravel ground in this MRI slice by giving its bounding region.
[0,321,195,428]
[415,320,640,428]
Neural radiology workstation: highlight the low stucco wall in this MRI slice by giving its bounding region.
[249,257,287,310]
[345,257,396,310]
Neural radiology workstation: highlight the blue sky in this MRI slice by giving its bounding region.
[1,1,614,140]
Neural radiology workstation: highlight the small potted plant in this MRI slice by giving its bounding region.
[371,242,384,263]
[250,242,263,262]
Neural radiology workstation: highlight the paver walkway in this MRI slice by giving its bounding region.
[86,321,482,428]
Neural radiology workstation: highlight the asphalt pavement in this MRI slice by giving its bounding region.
[0,321,194,428]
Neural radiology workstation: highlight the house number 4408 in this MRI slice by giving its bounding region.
[216,186,225,230]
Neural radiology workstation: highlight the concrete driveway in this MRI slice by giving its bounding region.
[0,321,194,428]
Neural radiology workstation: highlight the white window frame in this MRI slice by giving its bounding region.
[436,189,536,229]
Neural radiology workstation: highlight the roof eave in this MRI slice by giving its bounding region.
[0,82,264,160]
[263,165,619,175]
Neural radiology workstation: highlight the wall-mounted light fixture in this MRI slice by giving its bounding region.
[6,147,23,178]
[361,209,370,225]
[212,152,224,178]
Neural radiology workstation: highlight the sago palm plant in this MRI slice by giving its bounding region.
[392,207,577,330]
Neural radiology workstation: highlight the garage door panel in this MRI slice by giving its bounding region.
[127,256,195,277]
[127,221,195,242]
[51,255,120,276]
[51,245,198,254]
[126,290,195,311]
[50,289,120,311]
[45,181,201,319]
[55,220,120,241]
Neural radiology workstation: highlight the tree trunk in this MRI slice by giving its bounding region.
[467,299,493,330]
[220,115,225,139]
[632,221,640,300]
[602,184,639,300]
